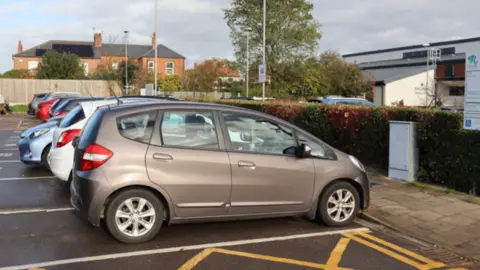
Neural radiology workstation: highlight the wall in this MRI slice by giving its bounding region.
[384,70,434,106]
[13,57,42,70]
[139,57,185,78]
[0,79,122,104]
[373,85,384,106]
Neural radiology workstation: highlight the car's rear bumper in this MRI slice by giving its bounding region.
[49,146,74,182]
[71,169,112,227]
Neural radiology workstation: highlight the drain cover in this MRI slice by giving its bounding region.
[415,246,473,268]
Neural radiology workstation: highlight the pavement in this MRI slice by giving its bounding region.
[0,113,475,270]
[367,172,480,264]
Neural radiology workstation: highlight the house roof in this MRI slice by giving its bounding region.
[343,37,480,58]
[13,40,185,59]
[358,53,466,70]
[361,65,434,84]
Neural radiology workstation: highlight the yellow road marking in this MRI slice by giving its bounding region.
[343,232,445,270]
[16,120,23,129]
[177,248,215,270]
[325,238,352,270]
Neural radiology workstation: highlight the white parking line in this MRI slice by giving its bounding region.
[0,207,74,215]
[0,176,56,181]
[3,149,17,151]
[0,227,369,270]
[0,160,20,163]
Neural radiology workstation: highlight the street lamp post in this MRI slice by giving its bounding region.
[262,0,266,100]
[245,28,252,97]
[124,30,129,95]
[154,0,158,96]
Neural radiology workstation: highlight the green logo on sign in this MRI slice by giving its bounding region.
[468,54,478,65]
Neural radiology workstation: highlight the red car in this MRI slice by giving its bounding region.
[36,98,58,121]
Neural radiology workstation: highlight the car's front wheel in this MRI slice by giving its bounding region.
[317,181,360,227]
[105,189,164,244]
[41,144,51,170]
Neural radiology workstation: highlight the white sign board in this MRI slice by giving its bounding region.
[464,53,480,130]
[258,64,266,83]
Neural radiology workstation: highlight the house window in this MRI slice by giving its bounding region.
[166,62,174,75]
[80,62,88,75]
[28,61,38,70]
[449,87,464,96]
[147,61,155,73]
[112,62,119,70]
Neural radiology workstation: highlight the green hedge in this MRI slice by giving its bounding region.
[190,98,480,194]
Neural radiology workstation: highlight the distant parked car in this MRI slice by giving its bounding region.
[440,106,464,112]
[52,97,105,117]
[309,97,376,107]
[28,93,48,115]
[18,120,58,168]
[36,98,59,121]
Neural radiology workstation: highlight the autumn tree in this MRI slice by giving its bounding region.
[158,75,182,92]
[0,69,31,79]
[224,0,321,93]
[185,58,230,92]
[318,51,372,97]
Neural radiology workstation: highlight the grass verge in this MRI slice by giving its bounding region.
[9,105,28,112]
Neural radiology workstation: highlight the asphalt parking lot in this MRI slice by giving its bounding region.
[0,114,472,270]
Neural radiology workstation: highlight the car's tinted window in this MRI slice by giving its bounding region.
[117,111,157,144]
[160,111,218,150]
[78,109,104,149]
[223,113,296,155]
[60,105,85,128]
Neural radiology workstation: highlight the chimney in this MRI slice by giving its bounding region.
[17,40,23,54]
[94,33,102,47]
[152,32,157,49]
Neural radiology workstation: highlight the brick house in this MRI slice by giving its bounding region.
[12,32,185,78]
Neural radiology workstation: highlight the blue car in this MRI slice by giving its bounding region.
[18,119,61,168]
[308,96,376,107]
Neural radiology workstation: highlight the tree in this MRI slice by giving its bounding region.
[318,51,372,97]
[224,0,322,92]
[158,75,182,92]
[36,51,85,79]
[0,69,31,79]
[185,58,229,92]
[117,60,139,92]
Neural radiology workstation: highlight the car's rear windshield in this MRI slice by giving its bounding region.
[60,105,86,128]
[79,108,104,149]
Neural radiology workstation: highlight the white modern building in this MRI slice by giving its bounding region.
[343,37,480,107]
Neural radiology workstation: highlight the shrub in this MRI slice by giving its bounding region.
[189,98,480,194]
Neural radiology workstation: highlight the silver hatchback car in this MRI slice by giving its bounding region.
[71,102,370,244]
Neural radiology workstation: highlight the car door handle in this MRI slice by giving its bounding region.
[153,153,173,161]
[238,160,255,169]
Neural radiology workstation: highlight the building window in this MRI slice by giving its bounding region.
[112,62,119,70]
[28,61,38,70]
[166,62,174,75]
[147,61,155,73]
[80,62,88,75]
[449,87,464,96]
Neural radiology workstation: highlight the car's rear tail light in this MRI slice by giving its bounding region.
[55,111,67,117]
[80,144,113,171]
[56,129,81,148]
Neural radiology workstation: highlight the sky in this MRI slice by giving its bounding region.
[1,0,480,73]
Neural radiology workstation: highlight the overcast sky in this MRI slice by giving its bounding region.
[1,0,479,73]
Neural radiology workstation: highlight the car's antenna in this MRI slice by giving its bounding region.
[112,90,123,105]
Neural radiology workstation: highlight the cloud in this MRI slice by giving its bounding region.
[1,0,480,73]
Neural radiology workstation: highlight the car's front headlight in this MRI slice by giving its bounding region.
[349,155,365,172]
[30,128,50,139]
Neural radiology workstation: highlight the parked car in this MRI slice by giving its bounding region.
[308,97,376,107]
[28,93,48,115]
[53,97,105,118]
[36,98,59,121]
[18,120,59,168]
[70,101,370,244]
[35,92,84,117]
[48,97,77,119]
[49,98,163,182]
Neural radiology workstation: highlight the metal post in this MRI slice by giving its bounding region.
[124,31,129,95]
[246,31,250,97]
[262,0,266,100]
[154,0,158,96]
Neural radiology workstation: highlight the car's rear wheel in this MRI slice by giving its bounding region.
[41,144,51,170]
[317,181,360,227]
[105,189,164,244]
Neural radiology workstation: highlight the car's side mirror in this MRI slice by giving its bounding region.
[72,136,80,148]
[296,143,312,158]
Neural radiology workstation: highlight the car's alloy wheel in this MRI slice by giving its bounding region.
[317,181,360,227]
[105,189,164,244]
[115,197,156,237]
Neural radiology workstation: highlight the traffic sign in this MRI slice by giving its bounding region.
[258,64,266,83]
